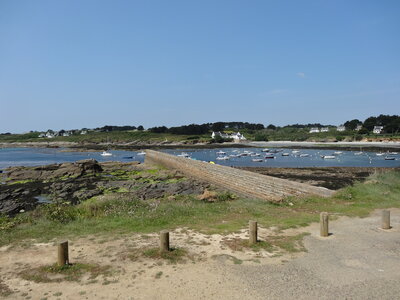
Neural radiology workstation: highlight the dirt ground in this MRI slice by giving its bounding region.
[239,167,398,190]
[1,209,400,300]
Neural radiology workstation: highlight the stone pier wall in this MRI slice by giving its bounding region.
[145,150,334,202]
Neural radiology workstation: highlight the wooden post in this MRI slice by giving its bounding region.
[320,212,329,237]
[160,231,170,252]
[249,220,258,245]
[57,241,69,266]
[382,210,390,229]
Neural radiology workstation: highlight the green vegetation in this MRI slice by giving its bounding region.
[1,115,399,144]
[142,247,189,264]
[1,171,399,247]
[20,263,111,283]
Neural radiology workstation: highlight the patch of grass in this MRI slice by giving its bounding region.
[0,279,13,297]
[155,271,163,279]
[20,263,111,283]
[142,247,189,264]
[1,171,399,247]
[7,179,35,185]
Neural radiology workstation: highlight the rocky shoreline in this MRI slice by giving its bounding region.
[0,160,209,216]
[2,140,400,152]
[239,167,399,190]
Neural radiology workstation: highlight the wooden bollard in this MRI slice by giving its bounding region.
[249,220,258,245]
[382,210,391,229]
[320,212,329,237]
[57,241,69,266]
[160,231,170,252]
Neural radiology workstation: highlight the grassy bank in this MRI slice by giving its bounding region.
[1,170,399,247]
[2,129,399,145]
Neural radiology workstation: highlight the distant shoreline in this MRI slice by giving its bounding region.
[1,140,400,152]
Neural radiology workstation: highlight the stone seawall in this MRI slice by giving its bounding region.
[145,150,334,202]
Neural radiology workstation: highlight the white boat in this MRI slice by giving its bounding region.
[101,151,112,156]
[250,153,261,157]
[177,152,190,158]
[261,148,270,152]
[137,151,146,156]
[388,152,398,155]
[354,152,363,155]
[292,150,300,154]
[385,156,396,160]
[216,151,226,155]
[252,159,263,162]
[282,153,290,156]
[264,154,275,159]
[321,155,335,159]
[334,151,343,155]
[376,153,385,156]
[216,156,230,160]
[299,154,309,157]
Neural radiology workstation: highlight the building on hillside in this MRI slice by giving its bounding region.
[309,127,320,133]
[355,125,362,131]
[320,127,329,132]
[373,126,384,134]
[336,125,346,132]
[211,131,247,142]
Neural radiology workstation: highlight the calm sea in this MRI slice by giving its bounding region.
[0,147,399,169]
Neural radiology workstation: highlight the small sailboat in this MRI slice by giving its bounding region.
[137,151,146,156]
[261,148,270,152]
[385,156,396,160]
[252,158,263,162]
[299,154,310,157]
[216,156,230,160]
[321,155,335,159]
[333,151,343,155]
[101,151,112,156]
[216,150,226,155]
[177,152,190,158]
[282,153,290,156]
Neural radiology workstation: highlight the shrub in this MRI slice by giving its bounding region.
[39,202,80,224]
[336,136,344,141]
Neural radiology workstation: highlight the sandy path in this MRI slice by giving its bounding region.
[1,209,400,299]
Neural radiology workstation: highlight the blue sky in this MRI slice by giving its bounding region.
[0,0,399,132]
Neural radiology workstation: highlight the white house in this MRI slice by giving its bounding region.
[336,126,346,132]
[309,127,320,133]
[320,127,329,132]
[211,131,246,142]
[373,126,384,134]
[355,125,362,131]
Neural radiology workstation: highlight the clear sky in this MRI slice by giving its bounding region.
[1,0,399,132]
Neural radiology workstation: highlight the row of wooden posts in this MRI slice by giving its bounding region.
[57,210,394,266]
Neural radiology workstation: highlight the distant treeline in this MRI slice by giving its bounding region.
[149,122,265,135]
[94,125,144,132]
[69,115,400,135]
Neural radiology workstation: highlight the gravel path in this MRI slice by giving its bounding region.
[233,209,400,299]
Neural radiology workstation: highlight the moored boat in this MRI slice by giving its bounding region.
[216,156,230,160]
[101,151,112,156]
[385,156,396,160]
